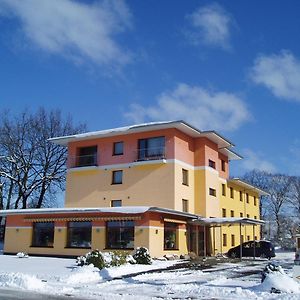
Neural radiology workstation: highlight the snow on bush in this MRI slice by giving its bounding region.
[0,272,45,291]
[77,250,136,270]
[133,247,152,265]
[16,252,29,258]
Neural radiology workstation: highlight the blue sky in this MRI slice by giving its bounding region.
[0,0,300,176]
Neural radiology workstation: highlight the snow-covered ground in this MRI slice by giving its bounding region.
[0,247,299,299]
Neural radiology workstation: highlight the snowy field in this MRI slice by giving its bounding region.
[0,247,299,299]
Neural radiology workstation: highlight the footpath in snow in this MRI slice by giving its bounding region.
[0,249,299,299]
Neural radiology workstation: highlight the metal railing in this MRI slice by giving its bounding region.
[68,154,98,168]
[135,147,166,161]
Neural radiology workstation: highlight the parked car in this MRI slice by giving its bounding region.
[227,240,275,259]
[293,235,300,282]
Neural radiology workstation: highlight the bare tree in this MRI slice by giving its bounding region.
[290,176,300,218]
[0,108,85,213]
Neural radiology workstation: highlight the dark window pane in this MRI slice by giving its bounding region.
[67,221,91,248]
[164,222,178,250]
[77,146,97,167]
[112,170,123,184]
[106,221,134,249]
[209,159,216,169]
[113,142,123,155]
[182,169,188,185]
[111,200,122,207]
[32,222,54,247]
[138,137,165,160]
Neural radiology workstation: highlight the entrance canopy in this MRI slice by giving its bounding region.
[191,217,265,226]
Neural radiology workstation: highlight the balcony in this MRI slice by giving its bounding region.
[69,154,98,168]
[135,147,166,161]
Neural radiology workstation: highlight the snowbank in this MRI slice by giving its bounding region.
[256,273,300,294]
[0,272,45,291]
[64,265,101,284]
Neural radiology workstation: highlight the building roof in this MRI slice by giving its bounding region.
[0,206,199,219]
[228,178,269,196]
[49,120,241,160]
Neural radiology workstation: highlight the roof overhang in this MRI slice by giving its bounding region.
[228,178,269,196]
[0,206,199,219]
[49,120,234,148]
[191,217,265,226]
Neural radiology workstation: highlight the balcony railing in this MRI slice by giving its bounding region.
[69,154,98,168]
[135,147,166,161]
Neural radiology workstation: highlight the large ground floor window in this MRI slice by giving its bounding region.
[106,221,134,249]
[164,222,178,250]
[67,221,91,248]
[32,222,54,247]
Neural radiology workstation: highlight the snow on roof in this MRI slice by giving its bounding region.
[0,206,199,218]
[0,206,151,216]
[228,178,269,196]
[193,217,265,225]
[48,120,237,153]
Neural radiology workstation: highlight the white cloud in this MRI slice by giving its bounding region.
[187,3,233,49]
[0,0,132,66]
[240,149,276,173]
[125,83,251,131]
[250,51,300,102]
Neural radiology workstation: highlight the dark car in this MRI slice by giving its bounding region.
[227,240,275,259]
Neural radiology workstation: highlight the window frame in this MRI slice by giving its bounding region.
[223,233,227,247]
[111,200,122,207]
[208,159,216,169]
[222,208,226,217]
[66,221,92,249]
[138,136,165,160]
[221,160,226,172]
[112,170,123,184]
[106,220,135,250]
[230,187,234,199]
[182,199,188,212]
[222,184,226,196]
[164,222,178,250]
[31,222,54,248]
[209,188,216,197]
[182,169,189,186]
[113,141,124,156]
[231,234,235,246]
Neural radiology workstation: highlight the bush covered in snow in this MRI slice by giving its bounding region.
[76,250,106,269]
[16,252,29,258]
[133,247,152,265]
[77,250,137,269]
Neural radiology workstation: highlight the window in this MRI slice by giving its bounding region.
[222,208,226,217]
[164,222,178,250]
[106,221,134,249]
[254,196,257,206]
[208,159,216,169]
[231,234,235,246]
[230,210,234,217]
[241,235,244,243]
[221,160,226,172]
[111,200,122,207]
[222,184,226,196]
[230,187,234,198]
[223,234,227,247]
[247,235,251,241]
[138,136,165,160]
[32,222,54,247]
[246,214,250,218]
[254,236,257,241]
[209,188,216,197]
[246,193,249,203]
[77,146,97,167]
[239,191,243,201]
[67,221,91,248]
[182,169,189,186]
[113,142,123,155]
[254,216,257,220]
[112,170,123,184]
[240,212,243,217]
[182,199,188,212]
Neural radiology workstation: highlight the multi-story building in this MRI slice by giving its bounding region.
[1,121,265,257]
